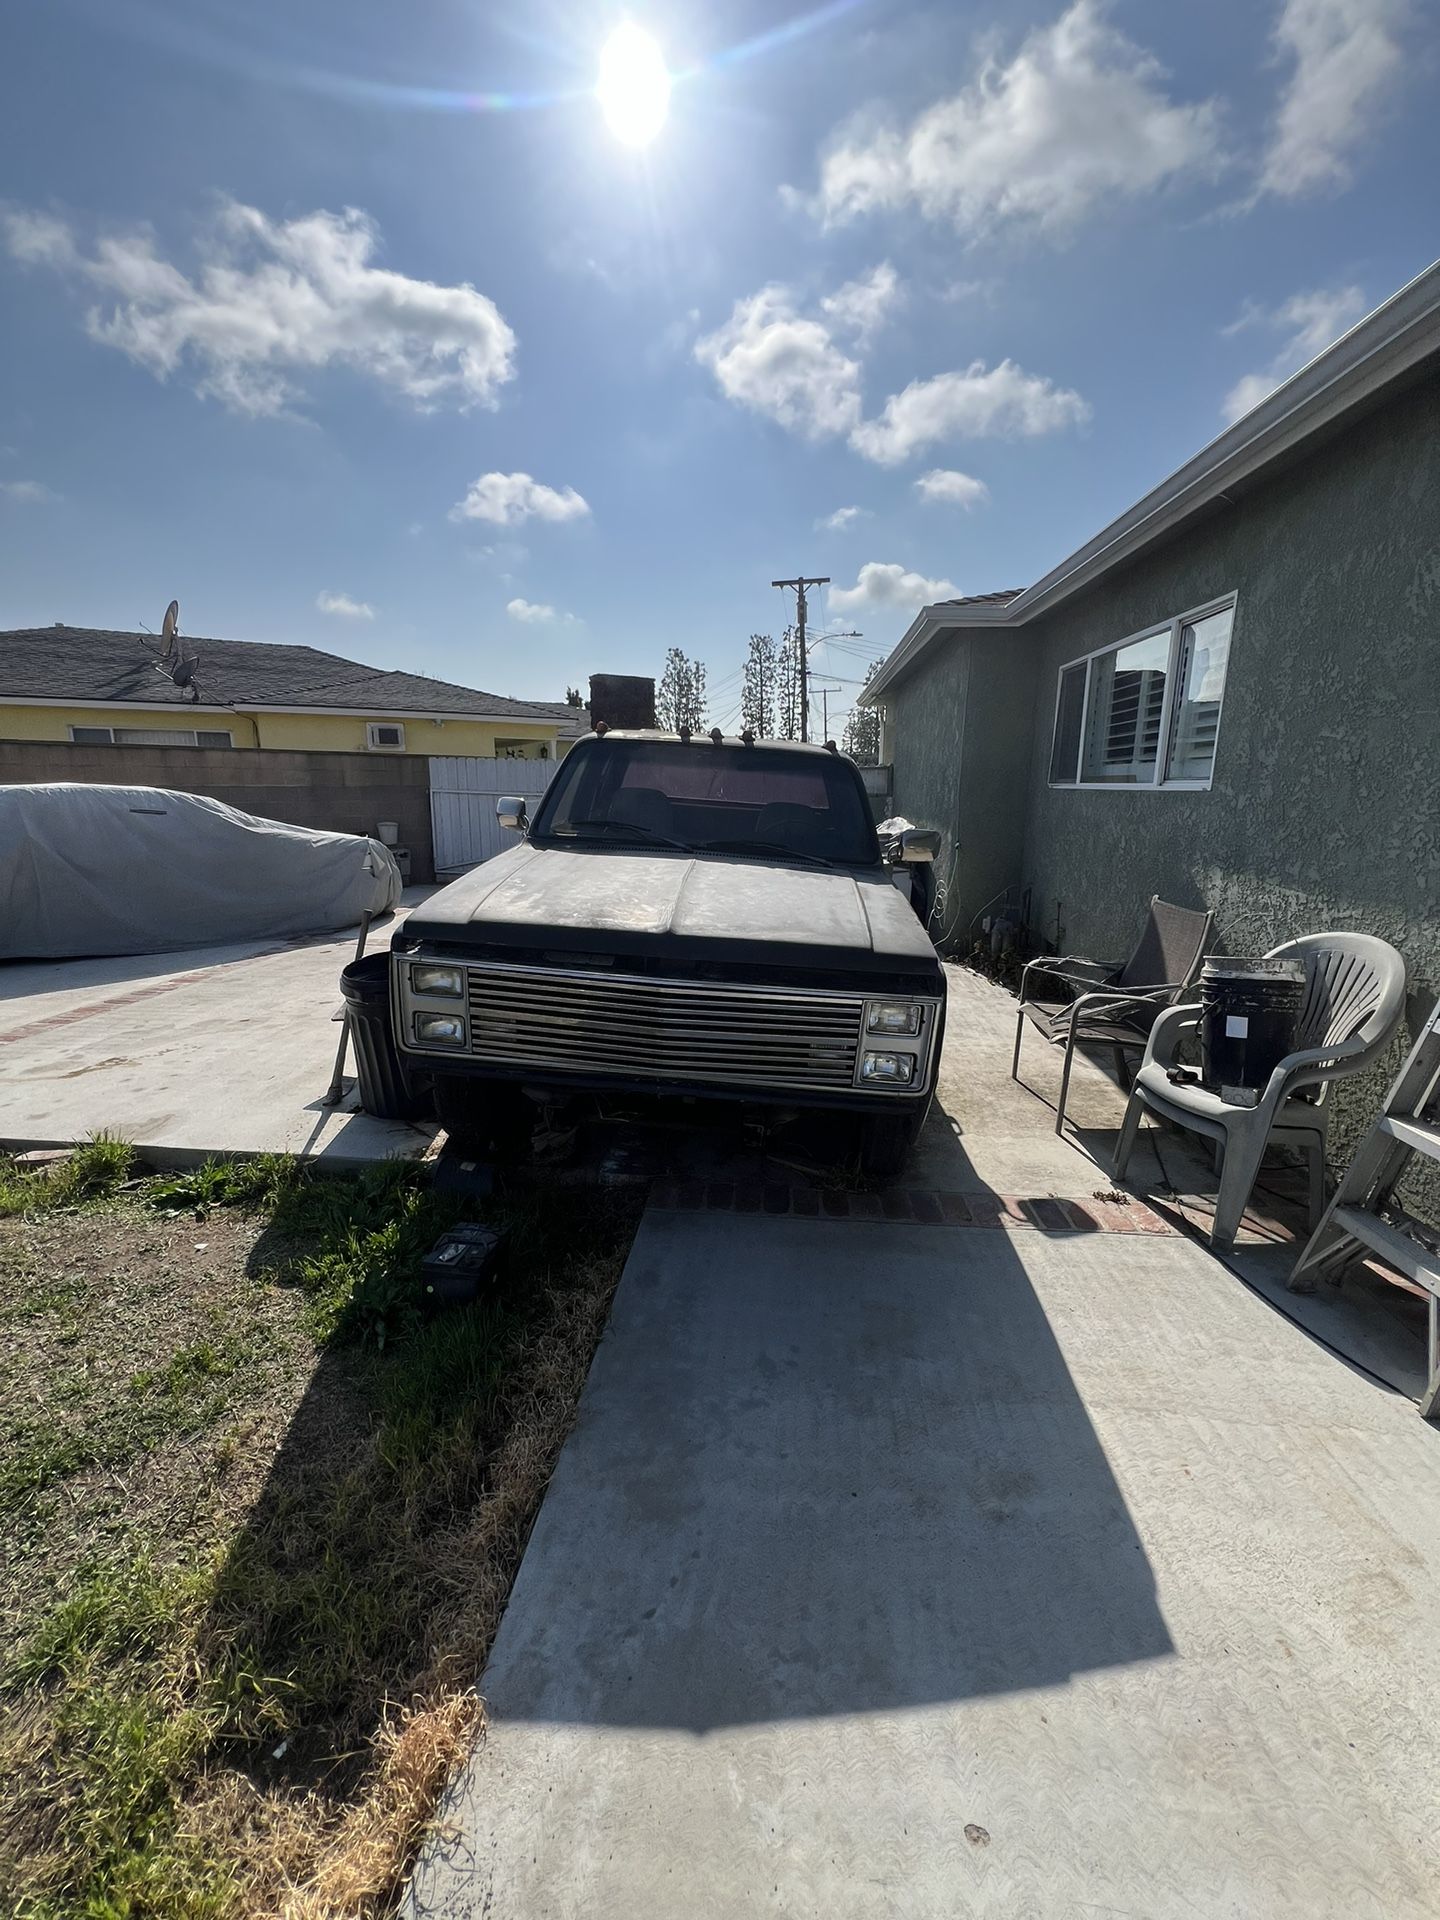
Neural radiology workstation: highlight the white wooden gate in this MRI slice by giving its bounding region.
[429,757,555,874]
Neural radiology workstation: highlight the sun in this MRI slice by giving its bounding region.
[596,23,670,147]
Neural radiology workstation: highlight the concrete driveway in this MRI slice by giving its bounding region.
[404,969,1440,1919]
[0,899,437,1165]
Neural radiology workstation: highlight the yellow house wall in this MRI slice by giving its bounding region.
[0,702,567,757]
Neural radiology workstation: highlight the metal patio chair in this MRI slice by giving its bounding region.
[1114,931,1407,1250]
[1012,896,1214,1134]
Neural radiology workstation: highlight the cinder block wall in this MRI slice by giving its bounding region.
[0,740,436,882]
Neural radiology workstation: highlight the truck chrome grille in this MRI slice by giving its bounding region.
[463,964,864,1091]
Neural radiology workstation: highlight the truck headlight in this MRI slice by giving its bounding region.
[415,1011,467,1047]
[411,963,464,998]
[861,1050,914,1084]
[866,1001,922,1037]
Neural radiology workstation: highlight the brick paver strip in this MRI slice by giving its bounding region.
[1058,1200,1104,1232]
[650,1182,1177,1235]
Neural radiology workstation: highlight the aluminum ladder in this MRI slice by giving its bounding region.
[1288,995,1440,1418]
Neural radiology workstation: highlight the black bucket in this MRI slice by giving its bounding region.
[339,952,428,1120]
[1200,956,1307,1101]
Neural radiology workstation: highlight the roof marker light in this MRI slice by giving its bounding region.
[741,729,755,746]
[709,727,723,744]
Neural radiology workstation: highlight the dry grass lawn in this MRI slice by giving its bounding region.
[0,1143,639,1918]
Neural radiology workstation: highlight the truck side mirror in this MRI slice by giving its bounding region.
[496,796,528,833]
[898,828,940,864]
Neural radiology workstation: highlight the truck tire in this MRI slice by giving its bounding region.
[433,1076,530,1156]
[858,1112,921,1180]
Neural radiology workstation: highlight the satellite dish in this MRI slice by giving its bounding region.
[160,599,179,661]
[169,633,201,703]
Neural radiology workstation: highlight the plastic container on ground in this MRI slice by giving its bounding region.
[1199,956,1307,1104]
[339,952,429,1119]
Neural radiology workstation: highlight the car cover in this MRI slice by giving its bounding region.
[0,782,403,959]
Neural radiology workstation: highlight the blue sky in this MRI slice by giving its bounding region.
[1,0,1434,732]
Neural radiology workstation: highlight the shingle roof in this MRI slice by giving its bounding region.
[929,590,1026,612]
[0,625,589,733]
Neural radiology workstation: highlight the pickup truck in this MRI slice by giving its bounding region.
[391,730,946,1176]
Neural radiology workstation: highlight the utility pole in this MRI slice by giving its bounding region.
[771,575,828,743]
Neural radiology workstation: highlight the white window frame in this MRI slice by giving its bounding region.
[67,724,234,748]
[1046,593,1236,793]
[366,721,406,752]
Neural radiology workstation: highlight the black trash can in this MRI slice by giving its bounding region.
[339,952,428,1120]
[1199,956,1307,1102]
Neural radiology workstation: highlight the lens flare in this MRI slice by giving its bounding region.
[596,23,670,146]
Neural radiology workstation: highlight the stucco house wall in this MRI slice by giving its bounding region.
[1018,370,1439,988]
[1017,370,1440,1192]
[881,367,1439,1194]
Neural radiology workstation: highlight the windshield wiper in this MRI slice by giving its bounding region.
[693,837,835,869]
[558,816,694,853]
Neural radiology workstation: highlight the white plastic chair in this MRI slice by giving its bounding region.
[1114,932,1408,1250]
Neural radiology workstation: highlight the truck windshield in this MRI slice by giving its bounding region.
[531,740,880,867]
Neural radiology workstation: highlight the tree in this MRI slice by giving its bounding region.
[776,626,801,740]
[657,647,708,732]
[740,633,778,738]
[564,685,583,707]
[842,660,887,763]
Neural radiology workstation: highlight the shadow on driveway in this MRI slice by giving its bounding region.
[480,1206,1173,1732]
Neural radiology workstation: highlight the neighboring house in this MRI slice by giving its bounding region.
[0,625,587,760]
[864,262,1439,1016]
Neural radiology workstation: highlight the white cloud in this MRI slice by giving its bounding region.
[449,471,591,527]
[829,562,960,616]
[817,504,870,531]
[1,201,516,418]
[698,278,1085,467]
[851,361,1089,465]
[807,0,1221,236]
[1257,0,1408,200]
[4,211,80,269]
[0,478,60,504]
[914,469,990,509]
[694,286,862,440]
[506,597,579,626]
[820,263,903,348]
[1221,284,1369,422]
[316,590,375,619]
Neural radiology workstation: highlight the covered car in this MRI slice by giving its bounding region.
[0,782,402,959]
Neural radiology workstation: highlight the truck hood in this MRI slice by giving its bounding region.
[402,844,939,977]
